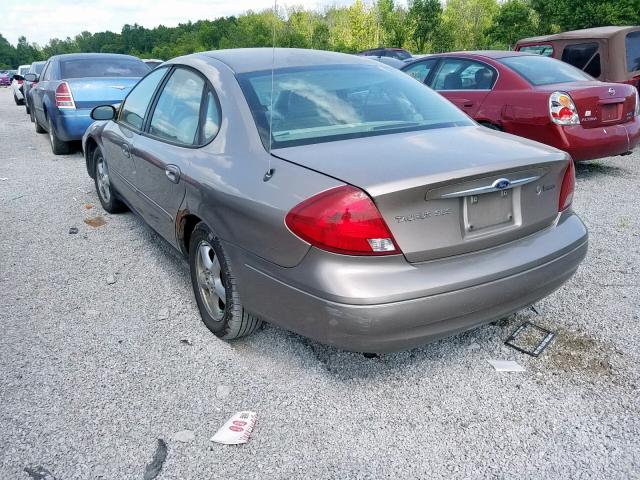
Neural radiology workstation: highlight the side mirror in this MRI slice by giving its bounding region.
[24,73,38,82]
[13,74,24,81]
[91,105,116,121]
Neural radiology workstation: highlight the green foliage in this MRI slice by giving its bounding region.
[486,0,540,48]
[0,0,639,67]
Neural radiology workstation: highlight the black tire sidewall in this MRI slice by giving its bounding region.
[189,225,236,337]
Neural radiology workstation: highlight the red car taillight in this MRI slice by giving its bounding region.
[55,82,75,109]
[558,160,575,212]
[285,185,400,256]
[549,91,580,125]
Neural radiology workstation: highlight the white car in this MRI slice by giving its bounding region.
[11,64,31,105]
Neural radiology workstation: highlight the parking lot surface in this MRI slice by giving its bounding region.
[1,88,639,479]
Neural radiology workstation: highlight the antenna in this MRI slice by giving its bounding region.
[264,0,277,182]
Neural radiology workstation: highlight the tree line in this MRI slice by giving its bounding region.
[1,0,639,69]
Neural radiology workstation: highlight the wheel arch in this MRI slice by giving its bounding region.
[84,136,99,179]
[177,211,204,258]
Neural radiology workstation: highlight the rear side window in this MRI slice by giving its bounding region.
[561,42,601,77]
[403,59,438,83]
[518,45,554,56]
[500,55,593,85]
[41,62,51,81]
[432,58,497,90]
[60,58,149,79]
[202,91,221,142]
[626,31,640,72]
[119,67,168,130]
[149,68,205,145]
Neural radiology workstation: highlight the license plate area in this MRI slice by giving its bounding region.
[464,189,515,235]
[600,103,621,122]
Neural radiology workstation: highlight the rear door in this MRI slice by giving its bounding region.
[134,66,213,244]
[428,58,496,117]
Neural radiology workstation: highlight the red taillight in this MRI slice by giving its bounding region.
[55,82,75,109]
[285,185,400,256]
[558,160,575,211]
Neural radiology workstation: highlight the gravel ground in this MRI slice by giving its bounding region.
[0,87,639,480]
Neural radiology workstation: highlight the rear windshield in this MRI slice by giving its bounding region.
[237,64,473,149]
[60,58,149,79]
[34,63,45,74]
[18,66,30,75]
[626,31,640,73]
[518,45,553,56]
[500,55,593,85]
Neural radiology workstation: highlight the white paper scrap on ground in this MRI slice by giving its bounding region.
[210,411,257,445]
[487,360,526,372]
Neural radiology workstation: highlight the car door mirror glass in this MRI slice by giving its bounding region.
[24,73,37,82]
[91,105,116,121]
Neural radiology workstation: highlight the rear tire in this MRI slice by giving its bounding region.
[93,147,126,213]
[48,116,71,155]
[34,112,45,133]
[189,223,262,340]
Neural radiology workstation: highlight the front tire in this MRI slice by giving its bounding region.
[93,147,126,213]
[189,223,262,340]
[48,117,71,155]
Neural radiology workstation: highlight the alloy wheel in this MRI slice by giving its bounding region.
[195,241,226,321]
[96,155,111,203]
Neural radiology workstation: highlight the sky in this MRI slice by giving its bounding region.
[0,0,353,46]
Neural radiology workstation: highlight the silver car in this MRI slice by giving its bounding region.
[83,48,588,353]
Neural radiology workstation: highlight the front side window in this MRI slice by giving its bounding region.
[60,58,149,79]
[561,42,601,77]
[501,55,593,85]
[432,59,497,90]
[403,59,438,83]
[626,31,640,73]
[237,64,473,149]
[518,44,553,56]
[149,68,205,145]
[119,67,168,130]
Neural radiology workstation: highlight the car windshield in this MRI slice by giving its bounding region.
[237,64,473,149]
[60,58,150,79]
[500,55,593,85]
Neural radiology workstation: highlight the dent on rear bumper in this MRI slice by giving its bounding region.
[229,212,588,352]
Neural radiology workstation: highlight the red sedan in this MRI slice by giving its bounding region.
[401,51,640,161]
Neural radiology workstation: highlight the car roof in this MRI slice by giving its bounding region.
[403,50,533,66]
[518,26,640,43]
[197,48,377,74]
[48,53,143,62]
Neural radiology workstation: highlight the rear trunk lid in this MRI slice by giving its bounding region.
[63,77,140,109]
[274,126,570,262]
[536,81,637,127]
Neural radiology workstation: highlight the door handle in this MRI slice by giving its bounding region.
[463,102,474,107]
[121,144,130,158]
[165,165,181,184]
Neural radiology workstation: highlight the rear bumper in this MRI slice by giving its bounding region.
[54,109,94,141]
[231,212,588,352]
[556,120,640,161]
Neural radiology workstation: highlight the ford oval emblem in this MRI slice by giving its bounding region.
[492,178,511,190]
[608,87,616,96]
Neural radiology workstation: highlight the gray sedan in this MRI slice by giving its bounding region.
[82,48,588,353]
